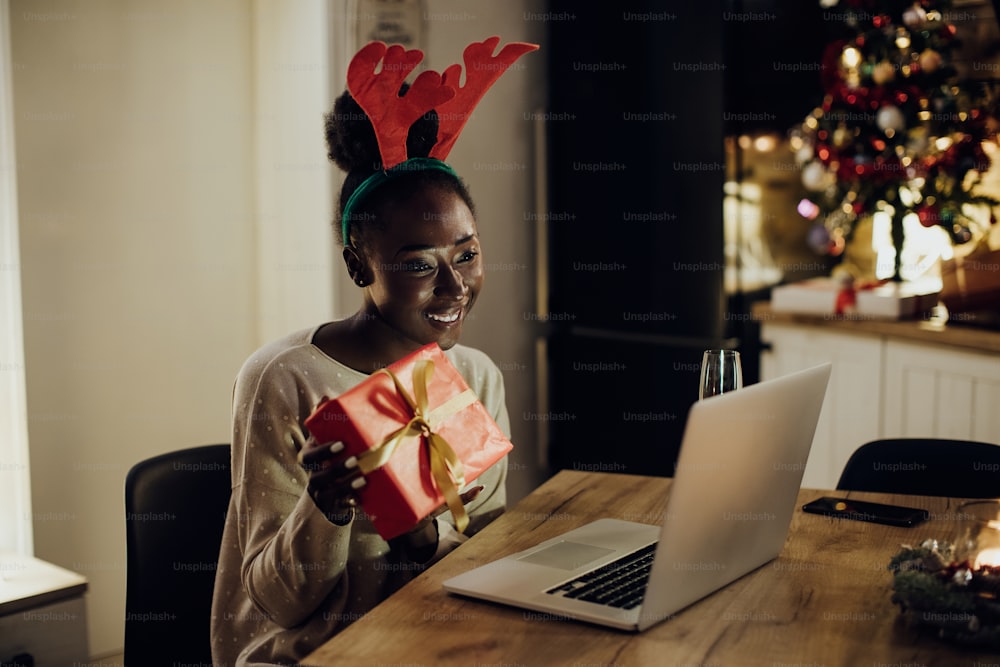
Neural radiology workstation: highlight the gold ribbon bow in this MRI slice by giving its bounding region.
[355,359,477,533]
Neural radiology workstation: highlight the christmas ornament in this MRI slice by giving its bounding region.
[917,203,941,227]
[919,48,943,74]
[832,125,853,148]
[807,223,833,254]
[876,105,906,133]
[801,160,830,192]
[906,126,930,154]
[871,60,895,85]
[795,144,815,165]
[902,5,927,28]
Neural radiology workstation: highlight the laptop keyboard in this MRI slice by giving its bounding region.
[545,543,656,609]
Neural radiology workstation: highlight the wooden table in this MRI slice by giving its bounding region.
[304,470,999,666]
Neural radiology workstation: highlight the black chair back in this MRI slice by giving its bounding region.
[124,444,231,666]
[836,438,1000,498]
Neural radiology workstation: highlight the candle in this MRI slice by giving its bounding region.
[957,501,1000,570]
[974,547,1000,569]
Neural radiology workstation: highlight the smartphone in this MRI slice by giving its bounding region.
[801,496,929,527]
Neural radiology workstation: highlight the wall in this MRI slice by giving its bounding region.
[10,0,332,657]
[253,0,335,343]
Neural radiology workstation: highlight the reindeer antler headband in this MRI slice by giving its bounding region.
[340,36,539,246]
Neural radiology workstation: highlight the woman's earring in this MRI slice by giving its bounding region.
[355,277,367,287]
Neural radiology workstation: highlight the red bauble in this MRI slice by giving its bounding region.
[937,145,958,170]
[829,234,846,256]
[917,204,941,228]
[837,158,857,181]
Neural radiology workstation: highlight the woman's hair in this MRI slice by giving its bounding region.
[324,88,476,248]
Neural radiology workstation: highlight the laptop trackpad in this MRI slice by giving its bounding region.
[517,541,615,570]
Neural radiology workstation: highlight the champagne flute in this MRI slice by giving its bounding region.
[699,349,743,400]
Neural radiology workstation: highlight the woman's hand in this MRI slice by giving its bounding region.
[298,436,367,525]
[394,484,485,562]
[433,484,485,518]
[300,431,487,552]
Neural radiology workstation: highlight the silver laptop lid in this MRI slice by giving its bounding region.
[638,362,831,629]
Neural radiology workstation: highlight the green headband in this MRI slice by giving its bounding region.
[341,157,459,246]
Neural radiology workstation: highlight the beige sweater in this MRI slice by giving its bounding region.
[210,326,509,666]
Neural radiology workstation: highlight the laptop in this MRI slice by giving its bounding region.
[443,362,832,631]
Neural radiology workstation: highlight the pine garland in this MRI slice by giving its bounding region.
[889,540,1000,649]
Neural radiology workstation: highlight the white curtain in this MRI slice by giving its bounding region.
[0,0,33,557]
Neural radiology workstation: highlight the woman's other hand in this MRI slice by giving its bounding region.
[394,484,486,562]
[299,436,366,525]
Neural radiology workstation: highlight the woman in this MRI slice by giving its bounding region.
[210,38,535,666]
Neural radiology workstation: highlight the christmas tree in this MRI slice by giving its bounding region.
[794,0,998,281]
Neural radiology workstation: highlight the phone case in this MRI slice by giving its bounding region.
[801,496,929,527]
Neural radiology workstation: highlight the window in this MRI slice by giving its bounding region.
[0,0,33,556]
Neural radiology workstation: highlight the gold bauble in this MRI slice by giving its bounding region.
[832,126,852,148]
[919,49,942,73]
[871,61,895,85]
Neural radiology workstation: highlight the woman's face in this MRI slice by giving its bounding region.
[356,186,484,353]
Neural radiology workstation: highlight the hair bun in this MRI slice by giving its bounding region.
[324,85,439,174]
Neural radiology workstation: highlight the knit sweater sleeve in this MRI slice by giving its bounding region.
[229,347,352,629]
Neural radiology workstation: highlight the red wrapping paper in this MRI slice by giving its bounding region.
[304,343,512,540]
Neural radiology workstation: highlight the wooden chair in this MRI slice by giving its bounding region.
[124,444,231,666]
[836,438,1000,498]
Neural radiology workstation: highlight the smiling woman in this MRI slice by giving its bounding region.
[329,187,483,355]
[210,37,537,667]
[318,85,486,365]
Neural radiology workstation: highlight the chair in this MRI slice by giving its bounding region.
[124,444,231,667]
[836,438,1000,498]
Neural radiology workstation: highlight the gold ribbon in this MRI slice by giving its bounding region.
[355,359,477,533]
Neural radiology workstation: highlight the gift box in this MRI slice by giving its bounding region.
[854,279,940,319]
[770,277,854,315]
[771,277,939,319]
[941,248,1000,314]
[304,343,512,540]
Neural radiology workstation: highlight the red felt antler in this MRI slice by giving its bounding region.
[347,42,456,169]
[429,37,540,160]
[346,37,538,169]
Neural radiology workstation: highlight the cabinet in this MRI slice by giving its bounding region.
[758,323,883,489]
[883,341,1000,440]
[0,555,89,666]
[757,305,1000,489]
